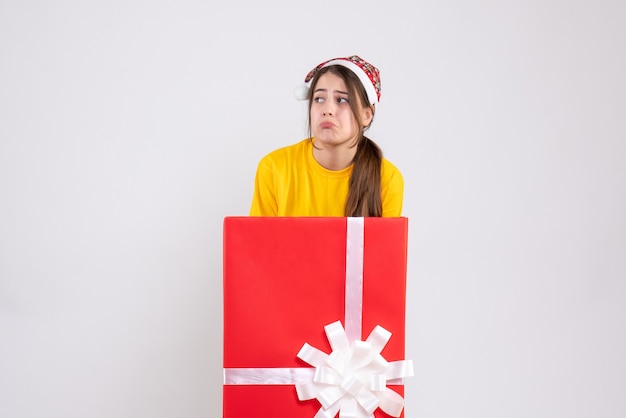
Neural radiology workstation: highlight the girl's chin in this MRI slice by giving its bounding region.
[314,138,342,148]
[314,136,358,147]
[314,135,335,144]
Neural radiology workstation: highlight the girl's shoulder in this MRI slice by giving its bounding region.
[381,157,403,179]
[259,138,311,164]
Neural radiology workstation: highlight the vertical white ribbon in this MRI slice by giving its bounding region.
[344,217,365,344]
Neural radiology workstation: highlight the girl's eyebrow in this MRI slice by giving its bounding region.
[314,88,349,95]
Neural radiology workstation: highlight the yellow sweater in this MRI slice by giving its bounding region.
[250,139,403,217]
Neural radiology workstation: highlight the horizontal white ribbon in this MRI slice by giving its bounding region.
[223,368,406,387]
[224,368,314,385]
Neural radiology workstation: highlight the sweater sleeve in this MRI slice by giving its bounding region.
[250,157,278,216]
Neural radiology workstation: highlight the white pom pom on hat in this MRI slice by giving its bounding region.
[293,83,310,101]
[293,55,381,105]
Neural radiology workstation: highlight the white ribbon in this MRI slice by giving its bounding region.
[295,321,413,418]
[344,217,365,343]
[223,217,413,417]
[224,367,314,385]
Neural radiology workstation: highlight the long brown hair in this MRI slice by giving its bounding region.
[307,65,383,217]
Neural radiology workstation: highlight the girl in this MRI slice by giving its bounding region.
[250,55,403,217]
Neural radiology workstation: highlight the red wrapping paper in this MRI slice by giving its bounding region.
[223,217,408,417]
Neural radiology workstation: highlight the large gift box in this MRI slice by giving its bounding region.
[223,217,412,417]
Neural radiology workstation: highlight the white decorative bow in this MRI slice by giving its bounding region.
[295,321,414,418]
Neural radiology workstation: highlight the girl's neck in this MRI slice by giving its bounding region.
[312,141,357,171]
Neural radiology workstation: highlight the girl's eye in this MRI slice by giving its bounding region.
[337,97,349,103]
[314,97,324,103]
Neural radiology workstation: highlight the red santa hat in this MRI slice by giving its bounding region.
[294,55,381,105]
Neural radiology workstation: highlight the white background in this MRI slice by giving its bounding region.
[1,1,625,417]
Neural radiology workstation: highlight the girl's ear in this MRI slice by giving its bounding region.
[361,105,374,128]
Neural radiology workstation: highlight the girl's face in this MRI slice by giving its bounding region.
[310,72,372,149]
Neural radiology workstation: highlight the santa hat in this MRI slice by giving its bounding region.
[293,55,381,105]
